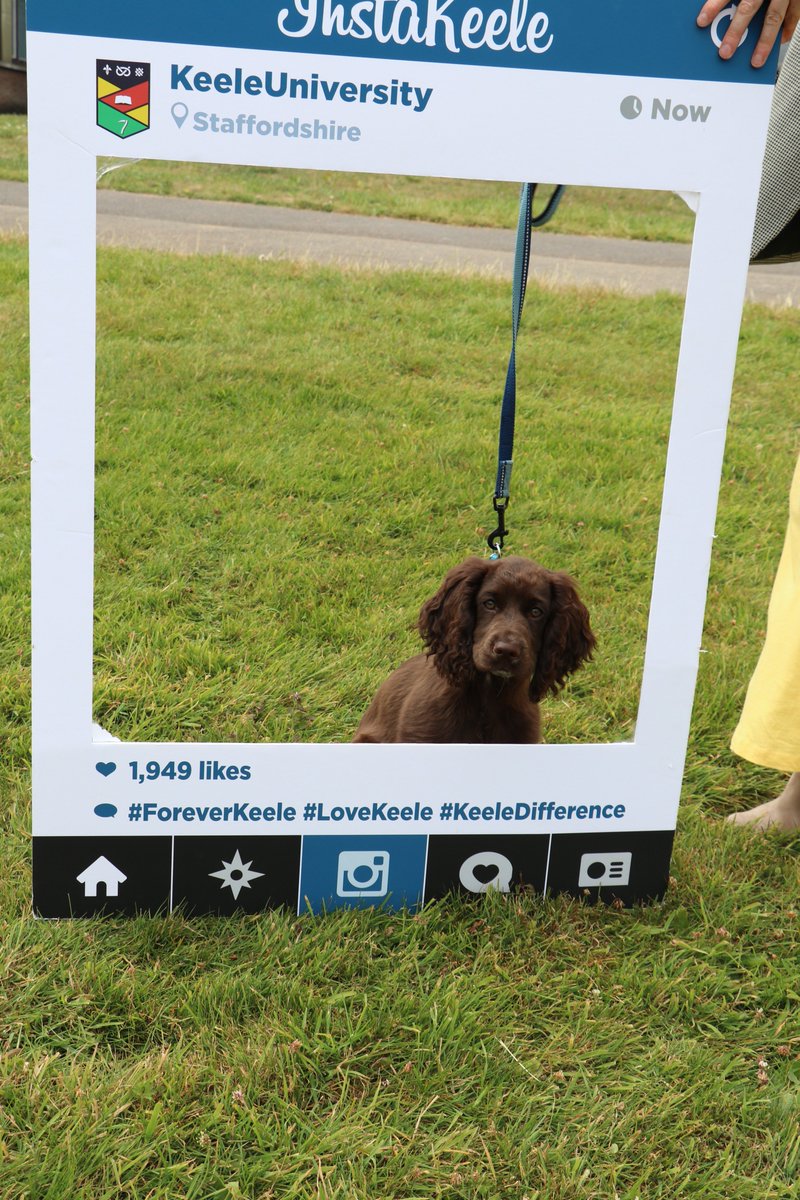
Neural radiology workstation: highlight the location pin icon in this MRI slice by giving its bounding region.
[171,102,189,129]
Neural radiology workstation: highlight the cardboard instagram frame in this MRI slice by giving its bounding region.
[27,1,775,915]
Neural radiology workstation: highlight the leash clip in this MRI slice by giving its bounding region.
[487,496,509,559]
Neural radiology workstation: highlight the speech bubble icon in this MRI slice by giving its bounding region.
[171,102,189,129]
[459,851,513,894]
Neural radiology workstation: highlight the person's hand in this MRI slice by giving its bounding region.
[697,0,800,68]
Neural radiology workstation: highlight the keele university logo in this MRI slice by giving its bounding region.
[97,60,151,139]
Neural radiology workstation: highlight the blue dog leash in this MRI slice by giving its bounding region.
[488,183,564,558]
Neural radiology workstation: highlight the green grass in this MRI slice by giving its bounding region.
[89,250,689,746]
[2,236,800,1198]
[1,113,696,242]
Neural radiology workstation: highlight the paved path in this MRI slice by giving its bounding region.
[2,178,798,307]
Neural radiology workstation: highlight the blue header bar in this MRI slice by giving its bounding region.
[27,0,777,85]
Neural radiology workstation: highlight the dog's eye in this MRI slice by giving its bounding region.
[528,605,544,619]
[482,598,497,610]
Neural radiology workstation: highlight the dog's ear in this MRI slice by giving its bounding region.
[418,557,490,687]
[530,572,596,702]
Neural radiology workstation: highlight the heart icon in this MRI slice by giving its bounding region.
[95,762,117,777]
[459,851,514,894]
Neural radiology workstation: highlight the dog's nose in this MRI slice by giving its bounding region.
[490,636,522,665]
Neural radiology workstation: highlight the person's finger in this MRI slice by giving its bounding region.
[749,0,790,65]
[696,0,740,29]
[716,0,771,60]
[780,0,800,41]
[697,0,791,65]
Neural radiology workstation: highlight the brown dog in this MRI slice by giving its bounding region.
[353,555,595,743]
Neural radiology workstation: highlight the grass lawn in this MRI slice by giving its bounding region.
[0,113,696,243]
[2,235,800,1198]
[88,250,686,746]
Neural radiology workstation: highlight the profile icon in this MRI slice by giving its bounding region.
[578,852,632,888]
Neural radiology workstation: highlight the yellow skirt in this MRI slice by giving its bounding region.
[731,453,800,772]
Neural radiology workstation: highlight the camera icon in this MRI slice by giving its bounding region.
[578,852,632,888]
[336,851,390,898]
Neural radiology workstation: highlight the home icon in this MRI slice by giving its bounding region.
[76,855,127,898]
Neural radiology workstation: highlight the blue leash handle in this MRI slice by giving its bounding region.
[488,182,534,556]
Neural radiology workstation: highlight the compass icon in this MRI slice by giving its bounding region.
[209,849,264,900]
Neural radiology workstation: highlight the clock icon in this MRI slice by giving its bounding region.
[620,95,643,120]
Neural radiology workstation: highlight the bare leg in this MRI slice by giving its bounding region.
[727,772,800,831]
